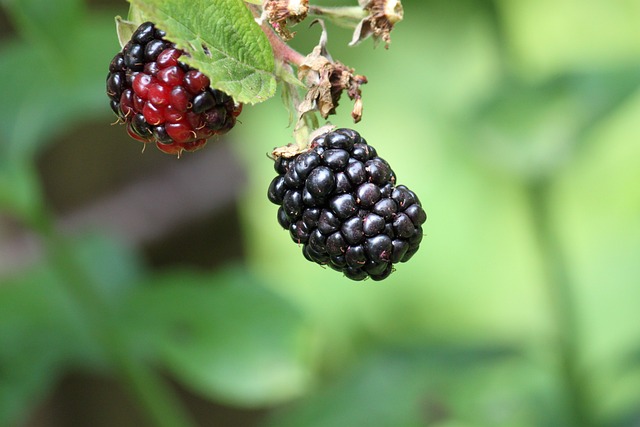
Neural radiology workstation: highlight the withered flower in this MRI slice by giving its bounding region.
[350,0,404,48]
[263,0,309,41]
[297,22,368,123]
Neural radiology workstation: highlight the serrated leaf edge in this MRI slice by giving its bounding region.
[128,0,276,105]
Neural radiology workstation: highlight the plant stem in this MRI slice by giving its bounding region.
[482,0,512,77]
[308,5,366,24]
[527,179,593,427]
[111,348,196,427]
[40,226,197,427]
[254,8,306,66]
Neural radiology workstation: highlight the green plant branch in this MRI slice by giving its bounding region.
[262,21,306,67]
[36,221,197,427]
[251,3,306,67]
[111,350,196,427]
[308,5,366,27]
[527,180,593,427]
[481,0,513,79]
[251,3,325,145]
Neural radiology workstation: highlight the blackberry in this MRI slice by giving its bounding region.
[106,22,242,155]
[268,128,427,281]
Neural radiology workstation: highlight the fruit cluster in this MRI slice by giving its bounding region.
[106,21,426,280]
[268,128,426,281]
[106,22,242,155]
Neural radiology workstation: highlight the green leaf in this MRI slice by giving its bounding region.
[124,266,313,406]
[0,343,60,427]
[0,262,107,426]
[0,14,119,219]
[61,233,145,305]
[262,345,556,427]
[0,14,118,155]
[0,271,65,427]
[127,3,146,25]
[466,70,640,181]
[608,408,640,427]
[0,161,44,226]
[128,0,276,104]
[1,0,85,63]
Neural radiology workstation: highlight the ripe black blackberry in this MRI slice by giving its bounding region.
[268,128,427,281]
[106,22,242,155]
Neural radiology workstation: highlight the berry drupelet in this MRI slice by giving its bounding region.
[268,128,427,281]
[107,22,242,155]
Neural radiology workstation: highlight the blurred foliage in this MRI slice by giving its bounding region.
[234,0,640,426]
[0,0,639,426]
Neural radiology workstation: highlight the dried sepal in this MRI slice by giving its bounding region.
[115,16,138,49]
[297,21,367,124]
[262,0,309,41]
[350,0,404,48]
[272,124,335,158]
[271,143,307,158]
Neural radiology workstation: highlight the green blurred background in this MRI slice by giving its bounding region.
[1,0,639,426]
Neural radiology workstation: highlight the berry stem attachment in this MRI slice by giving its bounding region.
[293,110,319,149]
[250,3,324,150]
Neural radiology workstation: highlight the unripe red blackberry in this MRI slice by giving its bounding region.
[107,22,243,155]
[268,128,427,281]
